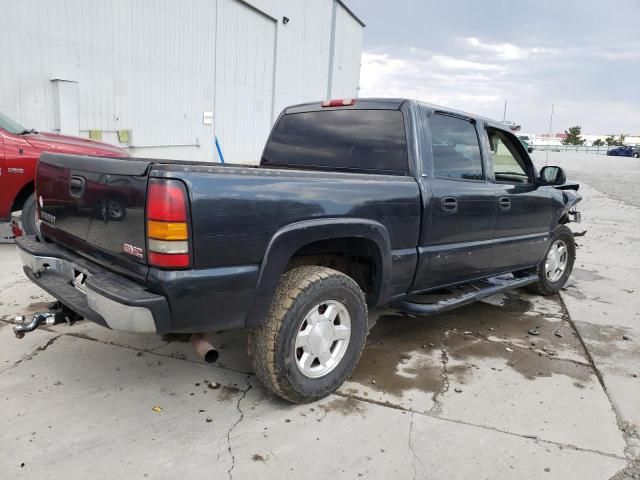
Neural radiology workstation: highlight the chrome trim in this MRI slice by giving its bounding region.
[18,248,76,281]
[87,289,156,333]
[18,247,157,334]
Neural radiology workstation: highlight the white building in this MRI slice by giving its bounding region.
[0,0,364,164]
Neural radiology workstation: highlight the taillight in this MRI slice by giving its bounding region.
[146,179,190,269]
[321,98,355,107]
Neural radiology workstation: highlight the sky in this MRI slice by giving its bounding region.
[346,0,640,135]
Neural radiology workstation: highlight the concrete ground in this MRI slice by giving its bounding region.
[1,151,638,479]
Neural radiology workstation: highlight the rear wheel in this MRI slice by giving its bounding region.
[247,266,368,403]
[527,225,575,295]
[20,193,41,239]
[633,152,639,158]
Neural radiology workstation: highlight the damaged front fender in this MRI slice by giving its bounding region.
[554,186,582,225]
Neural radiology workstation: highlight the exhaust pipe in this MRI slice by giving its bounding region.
[191,333,219,363]
[14,312,57,339]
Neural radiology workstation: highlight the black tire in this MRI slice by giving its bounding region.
[527,225,576,295]
[633,152,639,158]
[20,193,41,239]
[247,266,368,403]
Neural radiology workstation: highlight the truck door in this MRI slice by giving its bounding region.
[412,112,497,291]
[484,127,551,272]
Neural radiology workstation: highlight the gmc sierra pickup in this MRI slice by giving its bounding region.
[15,98,581,403]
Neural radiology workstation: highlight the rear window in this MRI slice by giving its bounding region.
[262,109,408,174]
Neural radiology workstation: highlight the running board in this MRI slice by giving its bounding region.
[389,273,538,316]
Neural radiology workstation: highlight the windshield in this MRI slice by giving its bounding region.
[0,112,27,135]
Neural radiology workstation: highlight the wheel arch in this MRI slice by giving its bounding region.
[11,181,35,213]
[245,218,392,328]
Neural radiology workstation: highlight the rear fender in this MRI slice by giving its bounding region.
[245,218,392,327]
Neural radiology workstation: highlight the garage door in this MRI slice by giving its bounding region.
[215,0,276,164]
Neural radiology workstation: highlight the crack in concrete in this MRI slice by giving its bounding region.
[226,374,252,480]
[335,390,627,461]
[0,279,32,295]
[608,458,640,480]
[408,412,417,480]
[429,344,449,416]
[558,293,639,463]
[429,330,450,416]
[0,335,62,374]
[59,332,252,374]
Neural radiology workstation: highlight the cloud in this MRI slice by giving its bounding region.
[360,48,511,112]
[431,54,500,71]
[465,37,527,60]
[359,38,640,134]
[347,0,640,133]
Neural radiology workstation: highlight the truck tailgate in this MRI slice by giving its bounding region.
[37,153,152,280]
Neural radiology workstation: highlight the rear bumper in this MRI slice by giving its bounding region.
[16,236,170,333]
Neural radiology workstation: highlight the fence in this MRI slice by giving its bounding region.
[532,144,616,155]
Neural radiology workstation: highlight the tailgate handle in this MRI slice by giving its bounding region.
[69,176,87,198]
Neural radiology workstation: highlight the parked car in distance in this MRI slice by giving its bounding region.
[0,111,128,237]
[16,98,582,403]
[518,135,534,153]
[606,145,639,157]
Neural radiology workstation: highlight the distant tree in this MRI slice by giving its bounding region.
[592,138,605,146]
[605,134,626,146]
[561,126,586,145]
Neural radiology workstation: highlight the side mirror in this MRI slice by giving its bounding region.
[539,166,566,186]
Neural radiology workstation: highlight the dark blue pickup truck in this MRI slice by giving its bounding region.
[15,98,581,402]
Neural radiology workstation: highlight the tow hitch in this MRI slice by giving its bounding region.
[13,302,82,339]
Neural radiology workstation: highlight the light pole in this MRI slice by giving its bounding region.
[502,100,507,122]
[545,104,555,166]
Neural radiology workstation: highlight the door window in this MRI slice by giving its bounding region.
[487,130,531,184]
[430,114,483,181]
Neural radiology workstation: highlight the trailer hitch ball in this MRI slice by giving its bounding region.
[13,312,57,339]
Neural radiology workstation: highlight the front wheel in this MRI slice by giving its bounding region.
[527,225,576,295]
[633,152,639,158]
[247,266,368,403]
[20,193,42,240]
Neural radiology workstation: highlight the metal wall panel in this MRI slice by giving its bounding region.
[214,0,276,164]
[330,2,364,99]
[270,0,335,119]
[0,0,363,164]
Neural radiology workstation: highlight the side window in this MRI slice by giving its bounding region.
[429,114,483,181]
[487,130,530,184]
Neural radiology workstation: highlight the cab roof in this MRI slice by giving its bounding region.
[283,98,510,132]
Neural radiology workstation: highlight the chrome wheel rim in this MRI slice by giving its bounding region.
[545,239,568,283]
[34,208,42,238]
[294,300,351,379]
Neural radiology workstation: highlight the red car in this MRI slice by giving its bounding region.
[0,112,128,236]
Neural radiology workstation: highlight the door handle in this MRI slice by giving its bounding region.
[498,196,511,211]
[440,196,458,213]
[69,175,87,199]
